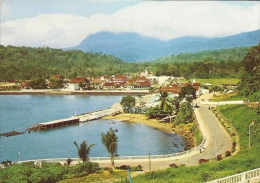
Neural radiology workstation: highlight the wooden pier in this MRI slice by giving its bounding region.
[27,117,79,131]
[27,105,122,132]
[0,130,24,137]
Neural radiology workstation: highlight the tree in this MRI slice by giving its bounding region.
[174,102,194,124]
[120,96,136,113]
[79,78,91,90]
[157,91,174,113]
[49,75,65,89]
[30,77,47,89]
[171,96,180,113]
[66,158,72,167]
[179,84,196,100]
[101,128,118,169]
[73,141,94,162]
[167,64,177,76]
[238,43,260,97]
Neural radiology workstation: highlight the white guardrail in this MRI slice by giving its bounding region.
[200,100,244,105]
[206,168,260,183]
[14,137,205,165]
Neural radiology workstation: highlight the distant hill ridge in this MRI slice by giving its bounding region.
[66,29,260,62]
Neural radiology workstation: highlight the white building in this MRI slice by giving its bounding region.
[62,83,80,91]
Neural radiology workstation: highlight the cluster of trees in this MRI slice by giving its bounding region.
[120,84,196,124]
[238,43,260,99]
[0,45,249,82]
[146,89,194,124]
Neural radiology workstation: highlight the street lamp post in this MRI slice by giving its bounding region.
[18,152,21,164]
[149,153,151,173]
[249,121,255,148]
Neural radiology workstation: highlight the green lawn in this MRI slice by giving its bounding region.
[194,78,240,85]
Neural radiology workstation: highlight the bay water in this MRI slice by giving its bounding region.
[0,95,185,162]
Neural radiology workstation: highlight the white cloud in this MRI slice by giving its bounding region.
[1,1,259,48]
[0,0,11,19]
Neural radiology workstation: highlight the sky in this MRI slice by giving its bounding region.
[1,0,260,48]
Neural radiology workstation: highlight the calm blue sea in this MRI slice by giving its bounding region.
[0,95,185,162]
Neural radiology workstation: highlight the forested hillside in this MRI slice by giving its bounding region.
[0,45,141,81]
[0,45,250,81]
[151,47,249,78]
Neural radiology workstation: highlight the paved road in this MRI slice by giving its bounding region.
[173,104,232,165]
[97,102,232,171]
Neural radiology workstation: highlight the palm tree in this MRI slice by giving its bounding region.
[73,141,94,162]
[157,91,174,112]
[171,96,180,113]
[101,128,118,169]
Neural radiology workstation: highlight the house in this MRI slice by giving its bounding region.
[103,82,116,90]
[112,74,128,84]
[161,84,182,96]
[0,82,19,90]
[62,77,86,91]
[98,75,111,82]
[199,87,210,95]
[92,79,105,89]
[19,81,31,89]
[134,77,151,89]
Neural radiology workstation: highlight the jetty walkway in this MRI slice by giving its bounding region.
[26,103,122,131]
[75,104,122,122]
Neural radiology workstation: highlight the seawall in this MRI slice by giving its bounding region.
[0,90,149,95]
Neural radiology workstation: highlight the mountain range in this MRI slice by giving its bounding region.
[66,29,260,62]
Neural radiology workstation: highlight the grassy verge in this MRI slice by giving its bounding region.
[59,170,128,183]
[209,91,245,101]
[129,105,260,183]
[194,78,240,85]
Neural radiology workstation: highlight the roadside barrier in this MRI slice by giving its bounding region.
[14,137,206,166]
[206,168,260,183]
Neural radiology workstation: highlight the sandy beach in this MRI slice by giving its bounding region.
[102,113,173,132]
[102,113,195,150]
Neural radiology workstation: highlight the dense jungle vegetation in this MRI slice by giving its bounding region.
[0,45,250,81]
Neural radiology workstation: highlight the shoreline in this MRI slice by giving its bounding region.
[102,113,194,150]
[0,90,149,95]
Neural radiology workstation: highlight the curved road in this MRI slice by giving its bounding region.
[97,100,232,171]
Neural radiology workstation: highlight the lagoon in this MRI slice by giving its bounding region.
[0,95,185,162]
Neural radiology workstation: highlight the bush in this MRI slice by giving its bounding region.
[225,151,231,157]
[71,162,99,175]
[217,154,222,161]
[169,163,178,168]
[116,164,130,170]
[199,159,208,164]
[131,165,143,171]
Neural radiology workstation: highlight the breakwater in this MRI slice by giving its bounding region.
[0,130,24,137]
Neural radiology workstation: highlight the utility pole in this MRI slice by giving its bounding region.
[249,121,255,148]
[149,153,151,173]
[18,152,21,164]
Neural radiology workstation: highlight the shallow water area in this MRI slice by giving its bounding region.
[0,95,185,162]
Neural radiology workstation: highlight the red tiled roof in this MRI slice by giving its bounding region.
[161,85,181,94]
[103,82,115,87]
